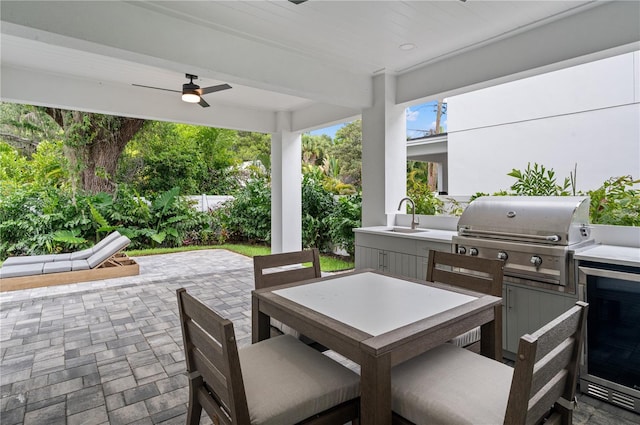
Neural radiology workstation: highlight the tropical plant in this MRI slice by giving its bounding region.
[588,175,640,226]
[301,173,336,250]
[217,174,272,243]
[326,193,362,257]
[407,171,443,215]
[508,162,571,196]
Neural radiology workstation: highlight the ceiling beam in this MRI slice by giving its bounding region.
[397,1,640,105]
[0,0,372,110]
[1,65,278,133]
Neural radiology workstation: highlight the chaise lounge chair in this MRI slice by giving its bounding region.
[1,231,122,266]
[0,233,139,292]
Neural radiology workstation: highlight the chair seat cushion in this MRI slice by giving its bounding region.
[392,343,513,425]
[239,334,359,425]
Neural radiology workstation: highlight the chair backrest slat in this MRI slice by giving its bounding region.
[192,348,232,408]
[186,320,228,376]
[426,250,503,297]
[254,249,321,290]
[505,301,588,425]
[197,385,233,425]
[526,369,569,425]
[529,337,575,396]
[177,288,251,424]
[531,311,582,362]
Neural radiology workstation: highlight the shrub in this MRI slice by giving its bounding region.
[407,180,443,215]
[588,175,640,226]
[326,193,361,257]
[302,173,336,251]
[508,162,571,196]
[218,175,271,243]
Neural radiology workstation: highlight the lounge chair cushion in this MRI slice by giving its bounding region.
[391,343,513,425]
[3,254,63,266]
[72,260,91,271]
[86,236,130,269]
[69,247,95,261]
[43,262,72,274]
[2,231,122,265]
[0,263,45,278]
[239,334,360,425]
[1,234,129,279]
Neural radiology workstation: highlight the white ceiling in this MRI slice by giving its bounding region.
[1,1,639,133]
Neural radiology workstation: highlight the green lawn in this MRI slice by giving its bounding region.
[126,244,354,272]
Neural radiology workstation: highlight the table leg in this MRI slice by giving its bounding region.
[480,305,502,360]
[251,293,270,343]
[360,351,391,425]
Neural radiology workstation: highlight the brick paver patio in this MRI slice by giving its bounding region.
[0,249,637,425]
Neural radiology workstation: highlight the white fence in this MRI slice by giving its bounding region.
[185,195,234,212]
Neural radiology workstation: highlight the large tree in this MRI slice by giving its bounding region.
[330,120,362,187]
[1,103,145,194]
[0,103,61,156]
[44,109,145,194]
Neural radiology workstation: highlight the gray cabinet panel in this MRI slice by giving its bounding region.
[504,283,578,354]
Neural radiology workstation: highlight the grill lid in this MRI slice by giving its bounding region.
[457,196,591,245]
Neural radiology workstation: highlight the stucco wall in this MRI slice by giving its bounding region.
[446,51,640,196]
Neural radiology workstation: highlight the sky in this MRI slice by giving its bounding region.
[308,100,447,140]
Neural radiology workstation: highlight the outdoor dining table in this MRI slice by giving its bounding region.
[251,269,502,425]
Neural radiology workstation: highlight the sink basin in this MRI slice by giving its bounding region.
[386,227,429,234]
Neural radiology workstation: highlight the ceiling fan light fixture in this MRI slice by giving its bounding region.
[182,91,200,103]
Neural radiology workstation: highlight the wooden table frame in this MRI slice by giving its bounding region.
[251,269,502,425]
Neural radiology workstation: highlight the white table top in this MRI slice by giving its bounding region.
[273,272,477,336]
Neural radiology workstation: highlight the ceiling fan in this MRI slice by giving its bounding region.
[132,73,232,108]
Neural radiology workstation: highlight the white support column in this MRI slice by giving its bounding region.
[361,73,407,226]
[271,111,302,254]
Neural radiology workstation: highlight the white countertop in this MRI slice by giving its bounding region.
[574,244,640,268]
[354,226,457,243]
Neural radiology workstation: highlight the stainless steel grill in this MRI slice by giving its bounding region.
[453,196,594,293]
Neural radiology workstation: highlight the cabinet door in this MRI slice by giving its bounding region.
[504,283,578,353]
[355,246,383,270]
[386,251,417,278]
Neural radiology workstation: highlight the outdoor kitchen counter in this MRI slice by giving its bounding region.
[354,226,457,243]
[574,244,640,268]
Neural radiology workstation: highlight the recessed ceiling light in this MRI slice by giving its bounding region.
[399,43,416,51]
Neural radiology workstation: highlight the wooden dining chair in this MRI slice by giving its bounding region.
[426,249,504,359]
[176,288,360,425]
[253,249,327,351]
[391,301,588,425]
[253,248,321,289]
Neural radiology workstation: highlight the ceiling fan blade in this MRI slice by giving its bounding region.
[132,83,180,93]
[200,83,232,95]
[198,97,210,108]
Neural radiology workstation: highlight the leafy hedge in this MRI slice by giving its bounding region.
[471,163,640,226]
[0,184,215,260]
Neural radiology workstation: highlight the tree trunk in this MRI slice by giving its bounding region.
[44,108,145,194]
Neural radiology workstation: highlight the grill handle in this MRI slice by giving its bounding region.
[459,228,560,242]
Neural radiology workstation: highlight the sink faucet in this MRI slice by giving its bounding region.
[397,197,419,230]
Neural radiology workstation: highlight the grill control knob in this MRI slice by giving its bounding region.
[530,256,543,267]
[457,246,467,255]
[469,248,479,256]
[497,251,508,261]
